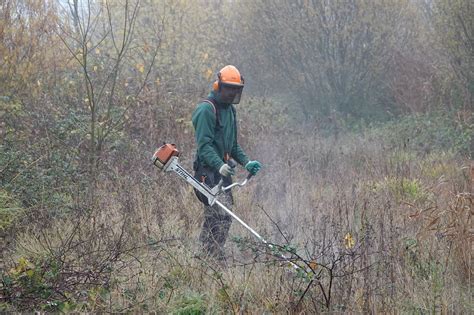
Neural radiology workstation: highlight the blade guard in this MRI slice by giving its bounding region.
[152,143,180,169]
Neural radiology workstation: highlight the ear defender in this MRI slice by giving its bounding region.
[213,71,223,91]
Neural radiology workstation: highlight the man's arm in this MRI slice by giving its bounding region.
[231,142,249,166]
[230,106,249,166]
[192,102,225,171]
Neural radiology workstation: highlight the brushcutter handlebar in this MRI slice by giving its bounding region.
[226,159,254,180]
[219,159,253,192]
[222,178,248,191]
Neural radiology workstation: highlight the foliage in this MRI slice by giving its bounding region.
[371,177,427,202]
[0,0,61,98]
[1,256,74,311]
[172,292,207,315]
[0,189,23,231]
[233,0,419,119]
[372,110,473,157]
[434,0,473,111]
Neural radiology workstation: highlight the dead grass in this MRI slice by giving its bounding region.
[2,108,472,313]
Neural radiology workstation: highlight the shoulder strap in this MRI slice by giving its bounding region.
[202,99,216,114]
[202,98,220,126]
[200,99,237,129]
[230,104,236,123]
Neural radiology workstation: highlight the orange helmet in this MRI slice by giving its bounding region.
[213,65,244,104]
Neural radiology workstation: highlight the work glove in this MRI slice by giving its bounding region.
[245,160,262,175]
[219,163,235,177]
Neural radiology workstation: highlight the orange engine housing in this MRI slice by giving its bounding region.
[153,143,180,169]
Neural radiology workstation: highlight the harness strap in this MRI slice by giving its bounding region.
[201,98,236,162]
[202,99,219,126]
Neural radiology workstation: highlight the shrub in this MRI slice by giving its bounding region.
[371,110,472,157]
[172,292,207,315]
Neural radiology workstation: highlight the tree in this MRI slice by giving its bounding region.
[232,0,419,119]
[434,0,473,111]
[56,0,161,196]
[0,0,60,98]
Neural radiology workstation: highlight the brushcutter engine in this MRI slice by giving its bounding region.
[152,143,180,169]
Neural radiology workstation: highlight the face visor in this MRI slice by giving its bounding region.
[218,82,244,104]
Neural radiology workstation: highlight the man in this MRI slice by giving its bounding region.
[192,65,262,260]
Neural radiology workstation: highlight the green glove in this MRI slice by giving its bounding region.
[245,160,262,175]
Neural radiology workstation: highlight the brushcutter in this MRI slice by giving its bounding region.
[151,143,302,271]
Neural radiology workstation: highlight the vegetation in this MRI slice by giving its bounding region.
[1,0,472,313]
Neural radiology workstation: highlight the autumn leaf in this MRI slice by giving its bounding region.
[205,68,213,80]
[137,63,145,73]
[10,257,34,275]
[344,233,355,249]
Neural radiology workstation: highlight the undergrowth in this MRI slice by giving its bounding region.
[1,103,472,313]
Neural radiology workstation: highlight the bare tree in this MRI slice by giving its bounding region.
[56,0,161,198]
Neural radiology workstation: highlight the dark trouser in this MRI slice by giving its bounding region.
[199,190,233,260]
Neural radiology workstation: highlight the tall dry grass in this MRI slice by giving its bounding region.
[2,98,472,313]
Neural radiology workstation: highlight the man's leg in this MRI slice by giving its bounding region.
[199,191,233,259]
[213,191,233,258]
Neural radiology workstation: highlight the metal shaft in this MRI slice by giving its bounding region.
[214,199,301,271]
[162,156,302,271]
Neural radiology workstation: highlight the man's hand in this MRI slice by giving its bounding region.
[219,164,235,177]
[245,160,262,175]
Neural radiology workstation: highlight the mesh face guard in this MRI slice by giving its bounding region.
[218,82,244,104]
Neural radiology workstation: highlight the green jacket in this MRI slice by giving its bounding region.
[192,91,249,172]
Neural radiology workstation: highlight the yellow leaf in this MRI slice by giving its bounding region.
[344,233,355,249]
[205,68,213,80]
[137,63,145,73]
[93,66,98,72]
[11,257,34,275]
[95,48,101,55]
[18,257,28,267]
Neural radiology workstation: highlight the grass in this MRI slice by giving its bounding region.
[1,108,472,313]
